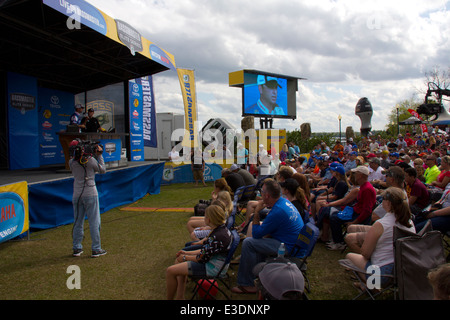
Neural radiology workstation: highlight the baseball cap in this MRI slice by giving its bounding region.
[369,157,381,165]
[351,166,370,176]
[255,261,305,300]
[330,165,345,175]
[230,164,239,171]
[74,104,83,110]
[257,75,282,89]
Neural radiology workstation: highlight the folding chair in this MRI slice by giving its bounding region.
[393,221,446,300]
[285,221,320,293]
[190,229,240,300]
[232,186,246,224]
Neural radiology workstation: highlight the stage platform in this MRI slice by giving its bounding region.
[0,161,165,230]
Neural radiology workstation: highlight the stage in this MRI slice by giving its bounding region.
[0,161,165,230]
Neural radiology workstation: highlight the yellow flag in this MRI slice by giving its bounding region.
[177,68,199,148]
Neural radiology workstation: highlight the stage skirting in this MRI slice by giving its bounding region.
[28,162,164,230]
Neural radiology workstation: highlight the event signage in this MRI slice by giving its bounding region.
[38,87,74,165]
[128,76,157,160]
[0,182,29,244]
[176,68,199,148]
[7,72,39,170]
[115,19,143,56]
[43,0,107,35]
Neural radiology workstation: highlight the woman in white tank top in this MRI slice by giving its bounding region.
[345,187,415,286]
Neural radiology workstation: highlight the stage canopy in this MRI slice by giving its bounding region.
[0,0,176,94]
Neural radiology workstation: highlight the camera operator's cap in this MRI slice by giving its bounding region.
[88,108,95,113]
[256,261,304,300]
[74,104,83,110]
[351,165,370,176]
[257,75,282,89]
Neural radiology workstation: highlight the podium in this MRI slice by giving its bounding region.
[57,132,129,170]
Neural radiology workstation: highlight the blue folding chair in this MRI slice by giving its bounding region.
[286,221,320,293]
[190,229,241,300]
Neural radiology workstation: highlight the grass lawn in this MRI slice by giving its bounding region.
[0,182,373,300]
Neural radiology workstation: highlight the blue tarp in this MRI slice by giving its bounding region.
[28,162,164,230]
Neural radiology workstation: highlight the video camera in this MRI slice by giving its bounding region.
[69,138,103,164]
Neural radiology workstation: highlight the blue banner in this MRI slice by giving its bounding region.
[140,76,157,148]
[99,138,122,162]
[38,87,74,165]
[28,163,164,229]
[129,76,157,161]
[7,72,39,170]
[128,79,145,161]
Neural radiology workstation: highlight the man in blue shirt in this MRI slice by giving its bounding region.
[69,104,86,132]
[232,178,304,294]
[344,151,357,173]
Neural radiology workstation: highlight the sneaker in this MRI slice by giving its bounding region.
[327,243,346,251]
[91,249,107,258]
[72,249,83,257]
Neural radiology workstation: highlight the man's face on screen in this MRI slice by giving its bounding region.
[259,84,278,107]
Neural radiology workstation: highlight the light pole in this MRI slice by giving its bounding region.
[338,114,342,141]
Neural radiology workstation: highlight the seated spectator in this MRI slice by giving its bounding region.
[368,157,385,185]
[404,167,430,217]
[431,155,450,190]
[344,187,415,288]
[414,188,450,234]
[231,179,304,294]
[380,150,391,169]
[280,178,310,223]
[372,166,407,222]
[315,172,360,242]
[166,204,232,300]
[230,163,256,186]
[428,263,450,300]
[188,191,233,241]
[222,168,245,193]
[344,151,358,173]
[414,158,426,182]
[186,178,232,234]
[327,166,376,250]
[291,172,311,207]
[424,155,441,185]
[313,164,349,217]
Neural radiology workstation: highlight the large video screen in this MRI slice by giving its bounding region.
[242,71,298,119]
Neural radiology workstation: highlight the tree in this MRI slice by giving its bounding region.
[385,98,421,135]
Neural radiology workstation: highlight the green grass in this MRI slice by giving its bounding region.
[0,182,374,300]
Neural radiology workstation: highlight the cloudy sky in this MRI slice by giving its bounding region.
[88,0,450,134]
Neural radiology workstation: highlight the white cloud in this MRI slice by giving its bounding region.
[87,0,450,134]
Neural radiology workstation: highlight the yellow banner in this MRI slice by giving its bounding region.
[177,68,199,148]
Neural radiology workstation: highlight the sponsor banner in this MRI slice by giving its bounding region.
[131,76,157,149]
[161,163,222,185]
[0,181,29,244]
[38,87,74,165]
[7,72,39,170]
[99,138,122,162]
[43,0,176,69]
[176,68,199,148]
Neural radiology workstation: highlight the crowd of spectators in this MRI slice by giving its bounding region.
[166,129,450,300]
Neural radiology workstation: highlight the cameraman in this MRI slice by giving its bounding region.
[70,141,107,258]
